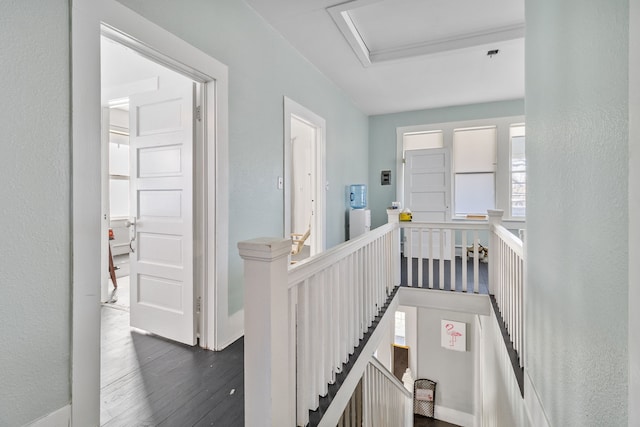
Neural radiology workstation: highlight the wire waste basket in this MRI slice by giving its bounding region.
[414,379,436,418]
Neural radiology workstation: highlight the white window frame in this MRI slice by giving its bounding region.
[397,116,525,223]
[509,123,526,218]
[452,125,497,217]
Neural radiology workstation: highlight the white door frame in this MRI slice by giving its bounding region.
[71,1,230,425]
[284,97,326,255]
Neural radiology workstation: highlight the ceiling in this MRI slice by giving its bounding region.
[245,0,525,116]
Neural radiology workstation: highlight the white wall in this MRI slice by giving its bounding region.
[526,0,629,425]
[416,307,476,424]
[631,0,640,424]
[116,0,370,315]
[0,0,71,425]
[630,0,640,424]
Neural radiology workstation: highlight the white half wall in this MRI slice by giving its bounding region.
[479,308,531,427]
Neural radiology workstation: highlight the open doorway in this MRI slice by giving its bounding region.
[103,102,131,309]
[72,3,230,424]
[284,97,326,260]
[101,35,200,345]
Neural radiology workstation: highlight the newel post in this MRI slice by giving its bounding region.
[387,209,401,286]
[238,237,292,427]
[487,209,504,295]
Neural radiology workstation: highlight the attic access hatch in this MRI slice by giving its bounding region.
[327,0,524,66]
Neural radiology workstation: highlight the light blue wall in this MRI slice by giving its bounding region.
[0,0,71,425]
[367,100,524,228]
[526,0,629,425]
[117,0,369,314]
[629,1,640,424]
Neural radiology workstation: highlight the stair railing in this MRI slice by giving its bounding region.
[239,221,401,426]
[361,357,412,427]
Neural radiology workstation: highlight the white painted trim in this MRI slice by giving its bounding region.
[215,308,244,350]
[434,405,474,427]
[371,25,525,63]
[473,315,483,427]
[524,370,551,427]
[71,3,102,425]
[283,97,327,255]
[100,107,110,303]
[398,287,491,316]
[327,1,377,67]
[71,1,230,425]
[327,0,523,66]
[25,405,71,427]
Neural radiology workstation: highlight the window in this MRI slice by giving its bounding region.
[510,124,526,217]
[453,126,496,216]
[397,117,525,221]
[403,130,443,153]
[109,123,130,218]
[394,311,406,346]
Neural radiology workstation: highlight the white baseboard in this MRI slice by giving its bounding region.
[24,405,71,427]
[524,370,550,427]
[434,405,474,427]
[215,309,244,350]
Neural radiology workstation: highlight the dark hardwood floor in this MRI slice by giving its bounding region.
[100,306,244,426]
[414,414,462,427]
[401,255,489,294]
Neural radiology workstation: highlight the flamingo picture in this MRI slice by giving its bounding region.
[442,320,466,351]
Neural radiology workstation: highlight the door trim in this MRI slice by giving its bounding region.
[283,97,326,255]
[71,1,229,425]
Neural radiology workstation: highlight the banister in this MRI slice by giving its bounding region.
[315,288,400,427]
[288,222,398,287]
[369,357,412,399]
[492,223,523,257]
[240,207,527,426]
[400,220,490,231]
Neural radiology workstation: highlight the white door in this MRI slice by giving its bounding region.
[291,116,315,250]
[128,75,196,345]
[404,148,451,259]
[284,98,326,256]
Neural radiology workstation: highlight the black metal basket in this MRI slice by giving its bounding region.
[414,379,437,418]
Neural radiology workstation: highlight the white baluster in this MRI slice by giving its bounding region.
[473,230,479,293]
[450,229,456,291]
[428,228,434,288]
[439,229,445,290]
[462,231,468,292]
[417,228,423,287]
[406,228,413,286]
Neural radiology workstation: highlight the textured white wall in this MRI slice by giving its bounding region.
[0,0,71,425]
[117,0,370,315]
[480,312,529,427]
[416,308,476,417]
[526,0,629,425]
[629,0,640,424]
